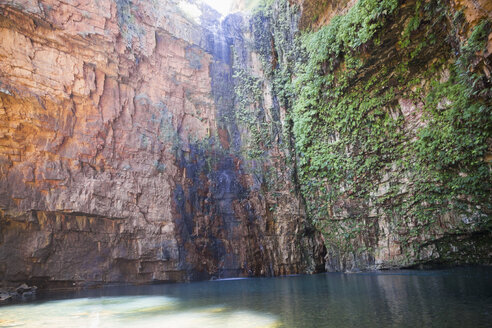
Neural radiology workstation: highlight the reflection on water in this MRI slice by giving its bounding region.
[1,267,491,327]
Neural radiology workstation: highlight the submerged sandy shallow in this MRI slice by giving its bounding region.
[0,295,279,328]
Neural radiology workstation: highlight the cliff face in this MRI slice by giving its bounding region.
[0,0,490,287]
[249,0,491,271]
[0,0,324,287]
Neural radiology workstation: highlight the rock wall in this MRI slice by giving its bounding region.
[0,0,324,288]
[1,0,490,287]
[249,0,491,272]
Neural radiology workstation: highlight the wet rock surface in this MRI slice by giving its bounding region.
[0,283,37,302]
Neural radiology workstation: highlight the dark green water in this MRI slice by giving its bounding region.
[1,267,491,327]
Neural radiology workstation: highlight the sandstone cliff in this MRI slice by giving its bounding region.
[0,0,324,288]
[0,0,490,288]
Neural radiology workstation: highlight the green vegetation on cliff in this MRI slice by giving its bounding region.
[251,0,491,269]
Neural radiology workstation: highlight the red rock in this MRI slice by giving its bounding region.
[0,0,324,287]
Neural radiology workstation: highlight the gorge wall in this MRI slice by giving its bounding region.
[0,0,325,287]
[0,0,490,288]
[248,0,491,271]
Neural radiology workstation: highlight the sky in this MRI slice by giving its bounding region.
[202,0,234,15]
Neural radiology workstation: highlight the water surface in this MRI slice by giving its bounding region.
[1,267,491,327]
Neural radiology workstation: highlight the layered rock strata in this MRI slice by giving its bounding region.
[1,0,490,287]
[0,0,324,287]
